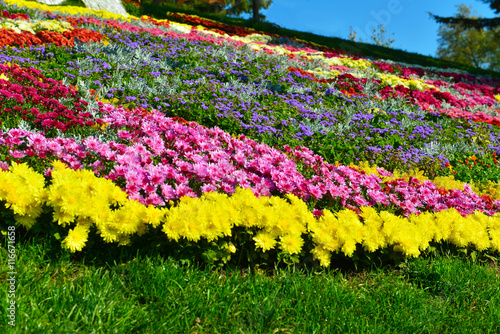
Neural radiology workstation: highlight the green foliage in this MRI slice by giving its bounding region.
[122,0,142,17]
[451,153,500,183]
[437,4,500,71]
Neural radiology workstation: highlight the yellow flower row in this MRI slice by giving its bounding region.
[1,162,500,265]
[0,18,72,34]
[309,206,499,266]
[350,160,500,201]
[5,0,133,21]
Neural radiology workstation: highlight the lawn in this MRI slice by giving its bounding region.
[0,0,500,332]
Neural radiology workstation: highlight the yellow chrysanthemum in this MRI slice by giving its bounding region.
[117,234,131,246]
[488,215,500,252]
[97,222,120,243]
[63,225,89,252]
[253,231,277,252]
[312,209,342,252]
[473,217,492,251]
[311,246,331,267]
[359,206,386,252]
[143,205,166,228]
[336,209,364,256]
[14,214,37,230]
[279,234,304,255]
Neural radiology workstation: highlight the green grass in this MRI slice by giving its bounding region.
[1,233,500,333]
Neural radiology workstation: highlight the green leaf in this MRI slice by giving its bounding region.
[470,251,477,263]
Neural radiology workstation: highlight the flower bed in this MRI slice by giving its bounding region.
[2,161,500,266]
[1,0,499,266]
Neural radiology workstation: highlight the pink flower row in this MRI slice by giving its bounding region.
[1,101,498,217]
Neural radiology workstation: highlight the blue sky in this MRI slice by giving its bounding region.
[254,0,497,57]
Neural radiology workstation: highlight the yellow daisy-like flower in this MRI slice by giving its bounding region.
[488,215,500,252]
[63,225,89,253]
[97,222,119,243]
[360,206,386,253]
[52,206,75,227]
[117,234,131,246]
[143,205,166,228]
[14,214,37,230]
[311,246,331,267]
[253,231,277,252]
[279,234,304,255]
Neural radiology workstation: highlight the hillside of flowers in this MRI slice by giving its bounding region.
[1,0,500,267]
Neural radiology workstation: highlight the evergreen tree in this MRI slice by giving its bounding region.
[430,0,500,29]
[436,4,500,71]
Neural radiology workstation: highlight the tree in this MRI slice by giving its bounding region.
[436,4,500,71]
[348,24,396,48]
[153,0,272,21]
[225,0,273,21]
[430,0,500,29]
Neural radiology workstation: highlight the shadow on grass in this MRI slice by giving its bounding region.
[12,219,499,279]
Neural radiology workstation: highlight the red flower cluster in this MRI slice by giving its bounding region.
[0,10,29,21]
[0,64,100,133]
[141,16,170,29]
[287,66,317,80]
[63,28,105,44]
[0,29,39,47]
[0,27,104,48]
[372,61,395,73]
